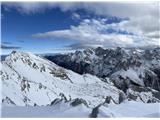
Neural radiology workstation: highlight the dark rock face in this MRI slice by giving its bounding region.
[50,98,63,106]
[126,85,160,103]
[2,97,16,105]
[45,54,90,75]
[111,75,131,93]
[143,70,159,90]
[119,92,126,104]
[70,98,88,107]
[90,105,100,118]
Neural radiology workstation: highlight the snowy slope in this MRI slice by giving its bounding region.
[1,100,160,118]
[97,101,160,117]
[111,67,144,86]
[1,99,92,118]
[1,51,124,107]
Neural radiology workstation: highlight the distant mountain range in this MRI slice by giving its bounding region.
[44,47,160,92]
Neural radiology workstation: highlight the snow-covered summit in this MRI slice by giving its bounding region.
[1,51,125,107]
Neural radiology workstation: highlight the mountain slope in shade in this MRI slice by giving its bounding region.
[45,47,160,92]
[1,51,126,107]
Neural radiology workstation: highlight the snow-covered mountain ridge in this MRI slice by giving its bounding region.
[1,51,126,107]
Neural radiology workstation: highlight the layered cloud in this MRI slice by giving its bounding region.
[1,42,21,49]
[1,44,21,49]
[32,18,157,49]
[3,2,160,49]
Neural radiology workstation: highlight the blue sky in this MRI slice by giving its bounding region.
[1,6,79,54]
[1,2,159,54]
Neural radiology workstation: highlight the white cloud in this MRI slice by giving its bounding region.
[67,43,103,49]
[72,13,80,20]
[2,2,82,14]
[146,31,159,39]
[32,18,157,49]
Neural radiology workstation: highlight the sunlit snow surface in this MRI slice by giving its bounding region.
[1,101,160,118]
[97,101,160,117]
